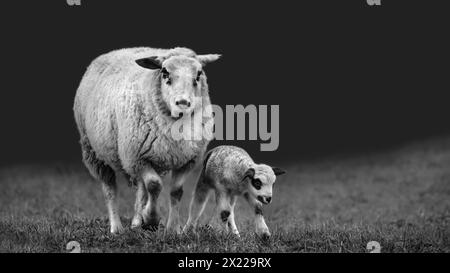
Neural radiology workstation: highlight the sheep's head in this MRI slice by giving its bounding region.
[136,54,220,119]
[242,165,286,205]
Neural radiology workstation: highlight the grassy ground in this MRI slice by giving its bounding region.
[0,139,449,253]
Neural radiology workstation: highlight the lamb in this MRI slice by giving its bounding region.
[183,145,286,238]
[73,47,220,233]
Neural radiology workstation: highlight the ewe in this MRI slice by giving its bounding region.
[73,47,220,233]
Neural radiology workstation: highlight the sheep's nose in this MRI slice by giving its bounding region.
[175,99,191,108]
[266,197,272,203]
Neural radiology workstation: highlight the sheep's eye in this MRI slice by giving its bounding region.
[161,68,172,85]
[161,68,170,79]
[251,179,262,190]
[196,70,203,82]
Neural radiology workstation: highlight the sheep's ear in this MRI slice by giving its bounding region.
[242,168,255,181]
[272,167,286,176]
[197,54,221,66]
[135,56,162,70]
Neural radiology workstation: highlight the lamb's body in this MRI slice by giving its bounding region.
[74,47,215,233]
[184,146,283,238]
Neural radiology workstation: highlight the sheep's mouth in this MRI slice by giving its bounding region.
[171,111,195,121]
[172,113,183,120]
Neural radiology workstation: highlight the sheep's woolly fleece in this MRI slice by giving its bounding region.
[73,47,212,181]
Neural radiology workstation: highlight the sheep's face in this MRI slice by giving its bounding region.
[160,56,203,119]
[136,54,220,119]
[243,165,286,205]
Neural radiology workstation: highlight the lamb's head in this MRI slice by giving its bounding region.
[136,54,220,119]
[242,164,286,205]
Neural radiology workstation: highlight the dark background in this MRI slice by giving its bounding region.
[0,0,448,166]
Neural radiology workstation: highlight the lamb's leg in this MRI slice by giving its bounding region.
[183,174,211,232]
[131,179,147,228]
[228,196,240,237]
[244,193,270,238]
[166,168,191,233]
[217,192,232,233]
[141,167,163,230]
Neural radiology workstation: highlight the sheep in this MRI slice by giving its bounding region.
[73,47,220,234]
[183,145,286,238]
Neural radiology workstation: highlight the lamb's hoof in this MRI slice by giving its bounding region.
[256,231,271,241]
[261,233,271,241]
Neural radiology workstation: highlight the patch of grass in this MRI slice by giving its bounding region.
[0,139,449,252]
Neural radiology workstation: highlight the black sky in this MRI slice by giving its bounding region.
[0,0,449,166]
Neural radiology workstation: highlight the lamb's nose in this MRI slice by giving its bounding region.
[266,197,272,203]
[175,99,191,108]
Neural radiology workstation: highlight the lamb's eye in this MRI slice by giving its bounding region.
[251,179,262,190]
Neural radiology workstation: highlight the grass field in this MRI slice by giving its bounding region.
[0,139,449,253]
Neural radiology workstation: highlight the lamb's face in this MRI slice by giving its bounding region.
[135,53,220,120]
[244,164,286,205]
[160,56,203,119]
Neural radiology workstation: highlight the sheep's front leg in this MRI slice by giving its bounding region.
[244,193,270,238]
[141,167,163,230]
[131,179,147,228]
[167,168,191,234]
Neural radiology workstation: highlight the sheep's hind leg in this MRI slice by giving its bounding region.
[183,174,211,232]
[166,167,191,234]
[101,180,124,234]
[81,146,123,234]
[141,167,163,230]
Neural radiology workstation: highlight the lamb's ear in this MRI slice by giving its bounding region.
[197,54,221,66]
[242,168,255,181]
[272,167,286,176]
[135,56,162,70]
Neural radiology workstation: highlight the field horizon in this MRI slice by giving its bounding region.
[0,138,449,253]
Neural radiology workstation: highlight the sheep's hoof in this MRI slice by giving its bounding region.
[110,223,125,234]
[143,216,161,231]
[131,214,143,229]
